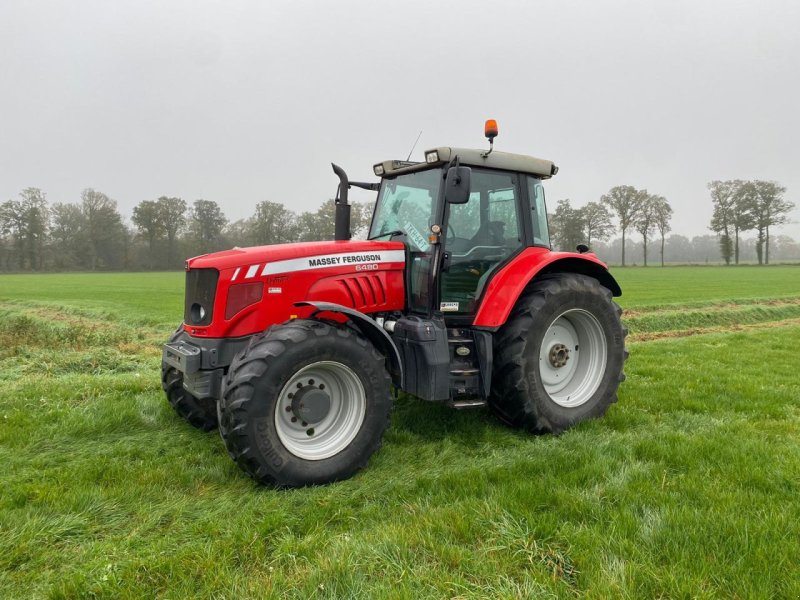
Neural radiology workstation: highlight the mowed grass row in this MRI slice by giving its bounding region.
[1,267,799,598]
[2,265,799,350]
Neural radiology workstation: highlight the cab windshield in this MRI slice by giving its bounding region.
[369,169,441,251]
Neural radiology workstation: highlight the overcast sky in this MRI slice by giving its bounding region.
[2,0,799,240]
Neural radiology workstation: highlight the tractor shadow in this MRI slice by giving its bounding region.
[387,392,520,447]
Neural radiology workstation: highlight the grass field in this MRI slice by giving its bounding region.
[1,266,799,599]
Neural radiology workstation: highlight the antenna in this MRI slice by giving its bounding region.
[406,130,423,161]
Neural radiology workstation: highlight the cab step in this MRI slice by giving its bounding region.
[447,398,487,410]
[450,368,480,376]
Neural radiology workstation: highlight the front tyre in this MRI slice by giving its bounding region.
[218,320,392,487]
[490,273,627,433]
[161,325,218,431]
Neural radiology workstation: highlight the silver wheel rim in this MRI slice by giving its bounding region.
[274,361,366,460]
[538,309,607,408]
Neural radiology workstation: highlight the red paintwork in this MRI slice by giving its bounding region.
[472,247,610,328]
[184,240,406,338]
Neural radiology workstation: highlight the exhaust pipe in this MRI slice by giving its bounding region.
[331,163,351,241]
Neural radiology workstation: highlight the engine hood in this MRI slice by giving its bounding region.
[187,240,405,273]
[183,239,407,338]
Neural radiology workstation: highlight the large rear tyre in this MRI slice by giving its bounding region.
[490,273,627,433]
[218,319,392,487]
[161,326,218,431]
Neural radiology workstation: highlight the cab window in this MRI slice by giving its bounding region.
[441,170,523,314]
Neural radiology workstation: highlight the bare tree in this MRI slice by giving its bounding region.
[750,180,793,264]
[729,180,756,265]
[602,185,647,266]
[634,195,659,267]
[708,180,737,265]
[650,196,673,267]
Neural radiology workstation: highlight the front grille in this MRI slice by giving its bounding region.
[184,268,219,326]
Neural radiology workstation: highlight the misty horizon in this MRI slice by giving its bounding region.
[2,0,798,241]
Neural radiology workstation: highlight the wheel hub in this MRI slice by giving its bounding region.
[548,343,570,368]
[275,361,367,461]
[538,309,608,408]
[290,385,331,424]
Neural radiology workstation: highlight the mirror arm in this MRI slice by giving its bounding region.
[349,181,380,192]
[447,155,461,180]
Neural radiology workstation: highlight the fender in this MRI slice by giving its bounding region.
[473,247,621,329]
[294,301,404,388]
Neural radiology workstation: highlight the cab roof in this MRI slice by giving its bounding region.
[375,146,558,179]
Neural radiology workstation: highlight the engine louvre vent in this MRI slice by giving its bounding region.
[340,275,386,310]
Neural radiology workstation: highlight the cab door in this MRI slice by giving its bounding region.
[440,169,525,315]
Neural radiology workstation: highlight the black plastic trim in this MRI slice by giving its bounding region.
[163,331,251,373]
[294,301,404,388]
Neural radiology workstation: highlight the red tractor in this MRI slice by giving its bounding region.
[162,122,627,487]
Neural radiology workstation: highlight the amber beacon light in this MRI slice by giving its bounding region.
[482,119,499,157]
[484,119,498,140]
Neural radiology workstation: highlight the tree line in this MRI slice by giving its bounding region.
[549,185,673,266]
[549,180,794,266]
[0,180,795,272]
[0,188,373,272]
[707,180,792,265]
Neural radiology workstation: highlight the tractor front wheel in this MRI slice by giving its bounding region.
[490,273,627,433]
[218,319,392,487]
[161,326,218,431]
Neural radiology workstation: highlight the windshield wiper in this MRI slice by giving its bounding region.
[368,230,405,241]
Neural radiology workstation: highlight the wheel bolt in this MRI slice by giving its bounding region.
[306,428,315,436]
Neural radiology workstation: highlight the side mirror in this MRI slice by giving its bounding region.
[445,166,471,204]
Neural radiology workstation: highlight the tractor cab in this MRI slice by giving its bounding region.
[367,142,555,319]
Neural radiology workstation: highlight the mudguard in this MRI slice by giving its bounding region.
[473,247,621,329]
[294,301,404,387]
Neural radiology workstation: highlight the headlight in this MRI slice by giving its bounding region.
[425,150,439,163]
[373,164,385,176]
[189,303,206,324]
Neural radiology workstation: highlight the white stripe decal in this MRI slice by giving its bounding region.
[231,267,241,281]
[261,250,405,276]
[245,264,260,279]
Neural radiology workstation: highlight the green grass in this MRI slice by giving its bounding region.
[613,264,800,308]
[1,267,799,598]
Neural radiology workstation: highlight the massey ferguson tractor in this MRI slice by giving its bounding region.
[162,121,627,487]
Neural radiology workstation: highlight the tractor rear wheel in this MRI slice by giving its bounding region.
[161,326,218,431]
[218,319,392,487]
[490,273,627,433]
